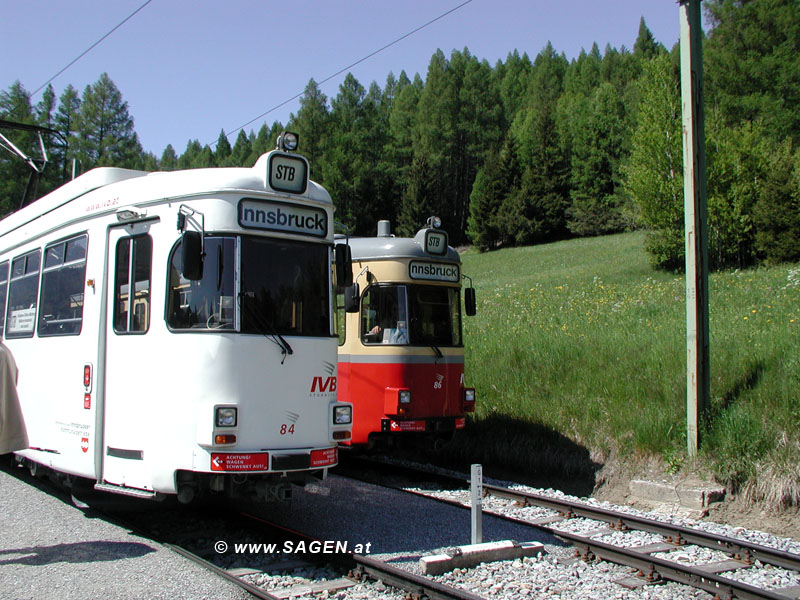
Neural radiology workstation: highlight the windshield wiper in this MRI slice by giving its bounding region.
[238,292,294,362]
[431,344,443,361]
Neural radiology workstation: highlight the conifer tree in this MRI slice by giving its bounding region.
[289,79,330,180]
[322,74,368,231]
[753,142,800,263]
[54,85,81,176]
[73,73,142,169]
[705,0,800,143]
[215,129,231,166]
[387,71,422,199]
[633,17,664,59]
[0,82,36,213]
[468,135,520,250]
[622,54,683,269]
[567,82,627,236]
[229,130,253,167]
[510,43,570,243]
[32,84,63,196]
[160,144,178,171]
[177,139,202,170]
[497,50,532,123]
[399,50,456,236]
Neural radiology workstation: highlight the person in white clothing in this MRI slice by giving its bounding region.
[0,342,28,454]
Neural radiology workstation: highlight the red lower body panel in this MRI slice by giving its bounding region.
[339,359,466,445]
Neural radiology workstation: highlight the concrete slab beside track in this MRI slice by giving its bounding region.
[0,463,250,600]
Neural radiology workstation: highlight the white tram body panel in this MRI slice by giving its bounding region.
[0,147,352,501]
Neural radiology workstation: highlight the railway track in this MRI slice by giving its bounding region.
[158,520,489,600]
[5,458,485,600]
[334,455,800,600]
[90,495,487,600]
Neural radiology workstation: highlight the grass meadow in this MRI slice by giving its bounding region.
[451,231,800,506]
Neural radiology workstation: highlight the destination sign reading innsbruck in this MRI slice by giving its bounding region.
[408,260,460,282]
[239,199,327,237]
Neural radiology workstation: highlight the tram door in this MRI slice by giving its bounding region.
[100,223,156,492]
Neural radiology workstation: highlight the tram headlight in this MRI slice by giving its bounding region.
[215,406,238,427]
[426,215,442,229]
[333,405,352,425]
[277,131,299,152]
[462,388,476,413]
[398,390,412,404]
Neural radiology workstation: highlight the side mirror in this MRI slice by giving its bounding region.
[465,287,476,316]
[181,231,204,280]
[335,243,353,288]
[344,283,360,313]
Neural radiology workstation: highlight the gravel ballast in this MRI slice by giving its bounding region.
[3,457,800,600]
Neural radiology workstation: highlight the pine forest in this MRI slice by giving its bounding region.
[1,1,799,271]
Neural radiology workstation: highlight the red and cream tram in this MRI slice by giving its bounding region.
[337,218,476,449]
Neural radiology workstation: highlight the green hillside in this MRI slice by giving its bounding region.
[453,232,799,507]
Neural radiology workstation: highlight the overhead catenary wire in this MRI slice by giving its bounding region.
[22,0,473,150]
[32,0,155,96]
[212,0,475,147]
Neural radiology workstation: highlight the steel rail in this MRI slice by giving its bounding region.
[349,553,486,600]
[239,511,487,600]
[335,456,800,600]
[165,542,281,600]
[485,483,800,573]
[551,528,791,600]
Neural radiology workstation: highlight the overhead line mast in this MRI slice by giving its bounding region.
[679,0,710,459]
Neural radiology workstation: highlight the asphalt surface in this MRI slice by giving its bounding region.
[0,459,250,600]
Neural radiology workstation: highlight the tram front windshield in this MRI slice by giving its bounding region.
[168,236,330,336]
[361,284,461,346]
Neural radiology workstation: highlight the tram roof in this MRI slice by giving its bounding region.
[344,233,460,263]
[0,151,331,239]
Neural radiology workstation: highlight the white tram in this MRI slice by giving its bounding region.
[0,132,353,503]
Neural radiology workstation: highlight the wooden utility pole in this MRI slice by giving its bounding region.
[679,0,709,458]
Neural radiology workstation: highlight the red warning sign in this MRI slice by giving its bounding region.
[210,452,269,472]
[310,447,337,467]
[389,420,427,432]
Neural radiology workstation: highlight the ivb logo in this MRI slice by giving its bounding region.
[310,361,337,395]
[311,376,337,393]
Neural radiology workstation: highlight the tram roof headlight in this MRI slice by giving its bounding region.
[426,215,442,229]
[277,131,299,152]
[398,390,411,404]
[215,406,237,427]
[333,405,352,425]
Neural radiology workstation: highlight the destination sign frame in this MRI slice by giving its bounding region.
[408,261,460,283]
[239,198,328,237]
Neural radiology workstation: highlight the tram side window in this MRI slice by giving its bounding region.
[167,237,235,330]
[0,262,8,336]
[39,235,88,337]
[5,250,41,339]
[113,236,152,334]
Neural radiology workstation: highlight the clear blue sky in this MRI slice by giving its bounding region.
[3,0,686,156]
